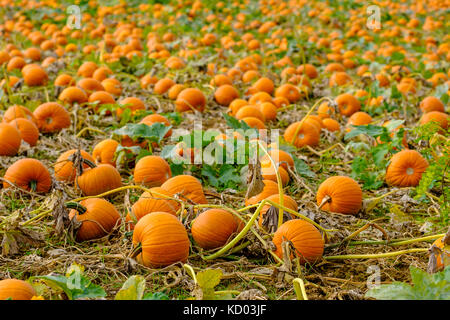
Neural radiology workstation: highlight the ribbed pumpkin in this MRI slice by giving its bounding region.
[126,187,180,227]
[431,236,449,271]
[68,198,121,242]
[191,209,240,250]
[385,150,429,187]
[322,118,340,132]
[54,149,95,183]
[419,111,449,130]
[260,164,290,186]
[335,93,361,116]
[259,194,298,227]
[92,139,119,166]
[260,149,294,170]
[3,158,52,193]
[133,156,172,187]
[2,105,37,125]
[0,279,36,300]
[76,163,122,196]
[161,175,208,204]
[272,219,324,265]
[283,121,320,148]
[245,179,279,206]
[132,212,190,267]
[175,88,206,112]
[8,118,39,146]
[419,96,445,113]
[33,102,71,133]
[0,123,22,156]
[346,111,373,132]
[316,176,362,214]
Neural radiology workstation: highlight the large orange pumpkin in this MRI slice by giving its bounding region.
[8,118,39,147]
[245,179,279,206]
[92,139,119,166]
[54,149,95,183]
[161,175,208,204]
[126,187,180,227]
[0,123,22,156]
[385,150,429,187]
[68,198,121,242]
[191,209,239,249]
[133,155,172,187]
[316,176,362,214]
[33,102,71,133]
[132,212,190,267]
[0,279,36,300]
[3,158,52,193]
[76,163,122,196]
[259,193,298,227]
[283,120,320,148]
[272,219,324,264]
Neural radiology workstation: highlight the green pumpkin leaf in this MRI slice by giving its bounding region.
[142,292,170,300]
[365,266,450,300]
[196,269,222,289]
[113,122,171,144]
[344,124,386,140]
[115,275,146,300]
[31,263,106,300]
[293,156,315,178]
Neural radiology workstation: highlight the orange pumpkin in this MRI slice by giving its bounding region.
[3,158,52,193]
[385,150,429,187]
[33,102,71,133]
[0,279,36,300]
[161,175,208,204]
[133,156,172,187]
[68,198,121,242]
[260,149,294,170]
[117,97,146,118]
[245,179,279,206]
[92,139,119,166]
[273,219,324,264]
[8,118,39,147]
[126,187,180,228]
[54,149,95,183]
[322,118,340,132]
[2,105,37,125]
[420,111,449,130]
[0,123,22,156]
[316,176,362,214]
[76,163,122,196]
[419,96,445,113]
[191,209,239,249]
[259,193,298,227]
[260,164,290,186]
[335,93,361,116]
[175,88,206,112]
[283,121,320,148]
[132,212,190,267]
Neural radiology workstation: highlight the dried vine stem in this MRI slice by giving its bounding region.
[324,248,428,260]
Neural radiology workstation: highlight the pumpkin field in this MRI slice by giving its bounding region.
[0,0,449,302]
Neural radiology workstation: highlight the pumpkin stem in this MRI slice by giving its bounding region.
[66,202,87,214]
[29,180,37,192]
[318,195,331,210]
[80,157,97,169]
[293,278,309,300]
[129,242,142,259]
